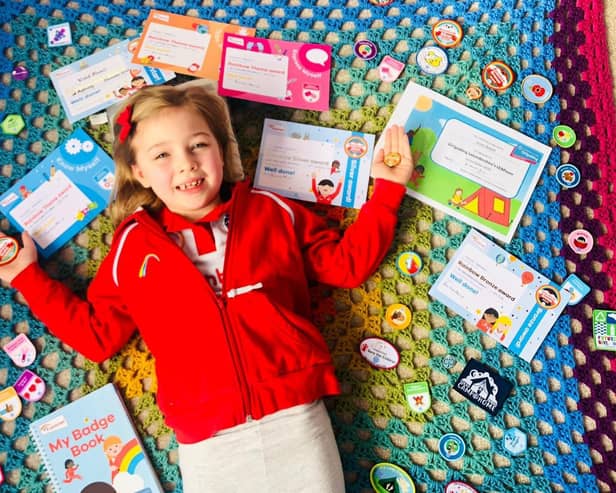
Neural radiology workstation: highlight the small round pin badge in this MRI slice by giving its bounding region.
[353,39,378,61]
[521,74,553,104]
[568,228,593,255]
[555,163,581,188]
[442,354,456,369]
[385,303,412,330]
[0,236,20,266]
[416,46,449,75]
[369,0,394,5]
[432,19,464,48]
[370,462,416,493]
[465,85,483,100]
[553,124,577,148]
[439,433,466,461]
[482,60,515,91]
[396,251,423,277]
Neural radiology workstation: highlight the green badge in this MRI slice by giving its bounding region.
[552,124,576,148]
[593,309,616,351]
[404,381,431,414]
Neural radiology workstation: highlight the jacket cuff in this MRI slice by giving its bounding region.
[371,178,406,210]
[11,262,45,295]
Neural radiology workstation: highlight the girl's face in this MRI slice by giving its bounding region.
[131,106,224,221]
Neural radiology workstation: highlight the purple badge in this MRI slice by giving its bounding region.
[14,369,46,402]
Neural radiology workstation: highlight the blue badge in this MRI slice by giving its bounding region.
[503,427,527,455]
[561,273,590,306]
[521,74,553,104]
[453,358,512,415]
[555,164,581,189]
[438,433,466,461]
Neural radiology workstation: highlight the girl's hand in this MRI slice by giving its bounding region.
[0,232,38,285]
[371,124,415,186]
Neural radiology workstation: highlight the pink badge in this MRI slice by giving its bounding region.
[14,369,46,402]
[378,55,405,83]
[3,333,37,367]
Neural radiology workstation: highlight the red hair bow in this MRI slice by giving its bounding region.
[116,105,133,143]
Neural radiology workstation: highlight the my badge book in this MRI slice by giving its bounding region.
[28,383,163,493]
[429,229,571,362]
[255,118,374,208]
[0,128,114,258]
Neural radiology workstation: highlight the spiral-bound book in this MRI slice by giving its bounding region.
[28,383,163,493]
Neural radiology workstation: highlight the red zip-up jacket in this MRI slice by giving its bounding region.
[12,178,405,443]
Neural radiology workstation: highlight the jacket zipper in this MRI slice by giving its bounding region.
[219,199,252,421]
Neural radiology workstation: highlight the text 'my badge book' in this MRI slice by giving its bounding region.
[28,383,163,493]
[0,128,114,258]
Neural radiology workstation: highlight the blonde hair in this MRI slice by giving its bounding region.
[110,82,244,226]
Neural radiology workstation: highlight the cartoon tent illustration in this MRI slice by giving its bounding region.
[457,186,512,227]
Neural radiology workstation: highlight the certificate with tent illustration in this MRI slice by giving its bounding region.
[375,81,552,243]
[429,229,570,362]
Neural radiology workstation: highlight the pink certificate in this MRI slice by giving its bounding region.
[219,33,331,111]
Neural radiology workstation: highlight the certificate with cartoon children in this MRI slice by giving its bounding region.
[429,229,570,362]
[255,118,374,208]
[374,81,553,244]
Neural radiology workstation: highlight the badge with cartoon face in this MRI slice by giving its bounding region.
[0,386,22,421]
[14,369,46,402]
[3,333,37,367]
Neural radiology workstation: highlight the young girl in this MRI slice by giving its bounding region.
[0,84,414,492]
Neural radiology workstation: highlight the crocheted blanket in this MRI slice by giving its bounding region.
[1,1,615,492]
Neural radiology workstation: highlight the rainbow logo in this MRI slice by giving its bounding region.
[138,254,160,278]
[118,438,144,474]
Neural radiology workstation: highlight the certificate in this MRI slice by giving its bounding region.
[219,34,332,111]
[0,129,115,258]
[255,119,374,208]
[429,229,570,362]
[375,81,553,243]
[50,39,175,123]
[131,10,255,80]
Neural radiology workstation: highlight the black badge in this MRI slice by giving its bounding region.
[453,358,512,416]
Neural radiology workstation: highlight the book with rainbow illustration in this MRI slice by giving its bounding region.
[28,383,162,493]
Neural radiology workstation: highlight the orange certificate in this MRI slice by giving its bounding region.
[131,10,255,80]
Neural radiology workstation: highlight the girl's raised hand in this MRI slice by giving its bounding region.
[0,232,38,285]
[371,124,415,186]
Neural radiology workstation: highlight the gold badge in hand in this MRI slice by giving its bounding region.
[384,151,402,168]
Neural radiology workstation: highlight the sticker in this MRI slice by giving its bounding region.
[369,462,416,493]
[3,333,37,367]
[12,65,29,81]
[0,386,22,421]
[438,433,466,461]
[385,303,412,330]
[353,39,378,60]
[567,228,593,254]
[465,85,483,100]
[396,251,423,277]
[534,284,562,310]
[552,124,577,148]
[404,381,431,413]
[503,427,527,455]
[453,358,512,415]
[555,164,581,189]
[481,60,515,91]
[359,337,400,369]
[432,19,464,48]
[378,55,405,83]
[416,46,449,75]
[592,310,616,351]
[561,273,590,306]
[521,74,553,104]
[47,22,72,47]
[445,481,479,493]
[442,354,456,369]
[0,236,19,265]
[14,369,46,402]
